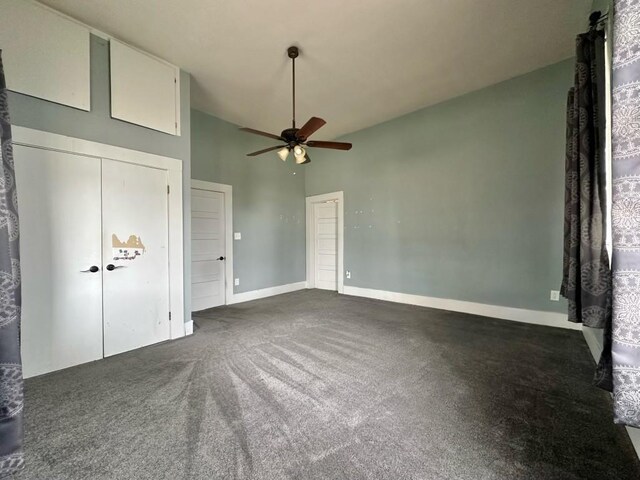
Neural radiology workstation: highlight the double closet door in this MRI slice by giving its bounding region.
[15,145,171,378]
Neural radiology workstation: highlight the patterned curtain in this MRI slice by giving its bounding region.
[612,0,640,428]
[561,30,613,389]
[0,51,24,476]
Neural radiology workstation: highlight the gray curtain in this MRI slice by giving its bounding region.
[561,30,613,389]
[612,0,640,428]
[0,51,24,477]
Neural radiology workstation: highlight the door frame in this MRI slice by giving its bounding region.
[191,180,233,305]
[306,191,344,293]
[12,125,186,340]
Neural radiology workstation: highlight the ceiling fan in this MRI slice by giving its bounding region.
[240,46,352,164]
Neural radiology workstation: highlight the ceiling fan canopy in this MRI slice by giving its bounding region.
[240,46,352,164]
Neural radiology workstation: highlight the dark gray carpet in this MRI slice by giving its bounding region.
[13,290,640,479]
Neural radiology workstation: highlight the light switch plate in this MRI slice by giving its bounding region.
[550,290,560,301]
[346,270,351,279]
[234,232,241,240]
[234,278,240,286]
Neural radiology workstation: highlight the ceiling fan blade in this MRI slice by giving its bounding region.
[306,140,352,151]
[239,127,283,141]
[296,117,326,141]
[246,145,284,157]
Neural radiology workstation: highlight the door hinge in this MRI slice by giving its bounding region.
[169,311,172,321]
[167,185,170,194]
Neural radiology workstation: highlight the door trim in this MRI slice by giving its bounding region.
[12,125,186,340]
[306,191,344,293]
[191,180,233,305]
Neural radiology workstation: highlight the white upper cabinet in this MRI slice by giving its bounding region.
[110,39,180,135]
[0,0,90,110]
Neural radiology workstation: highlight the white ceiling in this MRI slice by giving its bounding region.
[41,0,592,139]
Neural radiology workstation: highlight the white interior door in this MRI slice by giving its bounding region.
[191,188,225,311]
[14,145,103,377]
[102,160,170,357]
[314,202,338,291]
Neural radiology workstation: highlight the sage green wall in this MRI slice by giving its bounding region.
[191,110,306,293]
[591,0,611,14]
[306,59,574,313]
[8,34,193,322]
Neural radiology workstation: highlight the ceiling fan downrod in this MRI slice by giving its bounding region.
[288,46,299,129]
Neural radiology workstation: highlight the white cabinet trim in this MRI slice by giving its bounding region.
[12,126,186,340]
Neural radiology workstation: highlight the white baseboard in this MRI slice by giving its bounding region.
[229,281,307,305]
[342,286,578,330]
[582,326,604,362]
[184,320,194,336]
[627,428,640,459]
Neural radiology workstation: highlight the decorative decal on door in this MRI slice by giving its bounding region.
[112,234,146,261]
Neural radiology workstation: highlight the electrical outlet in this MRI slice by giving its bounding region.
[234,278,240,286]
[234,232,241,240]
[550,290,560,301]
[346,270,351,279]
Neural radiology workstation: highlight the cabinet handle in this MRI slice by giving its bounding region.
[81,266,100,273]
[106,264,125,271]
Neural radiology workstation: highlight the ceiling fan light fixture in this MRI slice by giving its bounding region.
[277,147,290,161]
[293,146,306,164]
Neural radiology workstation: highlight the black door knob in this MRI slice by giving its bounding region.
[217,256,225,261]
[106,264,115,271]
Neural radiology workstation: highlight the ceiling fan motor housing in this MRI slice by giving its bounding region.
[281,127,300,144]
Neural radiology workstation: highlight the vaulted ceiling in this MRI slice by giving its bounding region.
[41,0,592,139]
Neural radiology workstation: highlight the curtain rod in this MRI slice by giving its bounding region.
[589,10,609,30]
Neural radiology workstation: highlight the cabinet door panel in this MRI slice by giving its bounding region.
[110,39,178,135]
[0,0,90,110]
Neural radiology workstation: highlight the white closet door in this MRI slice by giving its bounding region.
[314,202,338,291]
[102,160,170,356]
[14,145,103,378]
[191,188,225,311]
